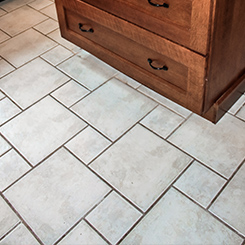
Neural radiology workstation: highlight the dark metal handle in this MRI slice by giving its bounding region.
[148,0,169,8]
[148,59,168,71]
[78,23,94,33]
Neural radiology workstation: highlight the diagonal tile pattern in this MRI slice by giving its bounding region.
[0,2,244,244]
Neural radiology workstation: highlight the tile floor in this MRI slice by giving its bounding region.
[0,0,244,244]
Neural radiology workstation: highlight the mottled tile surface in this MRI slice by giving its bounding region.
[0,59,14,78]
[4,149,111,244]
[0,30,10,43]
[91,125,192,211]
[0,0,33,12]
[0,135,11,156]
[33,18,58,35]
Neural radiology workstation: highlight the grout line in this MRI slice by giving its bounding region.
[0,221,21,241]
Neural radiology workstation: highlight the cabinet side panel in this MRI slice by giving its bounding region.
[204,0,245,112]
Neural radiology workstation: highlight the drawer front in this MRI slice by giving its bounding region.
[76,0,211,55]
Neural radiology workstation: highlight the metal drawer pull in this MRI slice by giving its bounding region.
[78,23,94,33]
[148,0,169,8]
[148,59,168,71]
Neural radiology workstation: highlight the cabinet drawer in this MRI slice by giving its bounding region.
[76,0,211,54]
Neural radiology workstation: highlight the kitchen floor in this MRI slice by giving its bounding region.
[0,0,245,244]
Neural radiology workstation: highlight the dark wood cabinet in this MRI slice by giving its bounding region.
[55,0,245,123]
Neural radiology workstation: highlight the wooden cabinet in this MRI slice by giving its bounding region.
[55,0,245,123]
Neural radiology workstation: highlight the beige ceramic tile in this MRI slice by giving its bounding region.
[236,104,245,121]
[0,30,10,43]
[28,0,53,10]
[0,135,11,156]
[115,72,141,89]
[210,163,245,236]
[0,91,5,99]
[141,105,185,138]
[0,58,69,109]
[169,114,245,178]
[0,29,57,67]
[40,3,57,20]
[0,96,86,165]
[0,8,7,16]
[0,59,14,77]
[66,126,111,164]
[122,188,243,244]
[138,85,192,118]
[0,149,31,191]
[52,80,89,107]
[0,0,33,12]
[174,161,226,208]
[48,29,80,52]
[58,220,107,245]
[0,196,19,238]
[41,45,73,66]
[4,148,111,244]
[86,192,141,244]
[0,223,39,245]
[0,6,47,36]
[33,18,58,35]
[0,97,21,125]
[91,124,192,211]
[58,53,117,90]
[72,79,157,141]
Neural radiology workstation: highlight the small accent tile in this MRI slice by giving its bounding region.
[66,126,111,165]
[229,95,245,115]
[28,0,53,10]
[0,223,39,245]
[210,163,245,236]
[236,104,245,121]
[4,148,110,244]
[0,149,31,191]
[0,59,14,78]
[0,6,47,36]
[41,45,73,66]
[0,30,10,43]
[71,78,157,141]
[0,135,11,156]
[174,161,226,208]
[0,97,21,125]
[33,18,58,35]
[115,72,141,89]
[91,124,192,211]
[86,192,141,244]
[0,58,69,109]
[169,114,245,178]
[58,220,108,245]
[40,3,57,20]
[0,29,57,68]
[141,105,185,138]
[0,96,86,165]
[0,91,5,100]
[58,53,117,90]
[0,8,7,17]
[121,188,243,244]
[0,196,19,238]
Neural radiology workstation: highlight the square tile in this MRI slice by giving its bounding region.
[0,0,33,12]
[210,163,245,236]
[48,29,80,53]
[4,148,110,244]
[28,0,53,10]
[0,58,69,109]
[33,18,58,35]
[0,29,57,68]
[0,97,21,125]
[41,45,73,66]
[1,96,86,165]
[87,192,141,244]
[40,3,57,20]
[0,224,39,245]
[71,79,157,141]
[91,125,192,211]
[58,53,117,90]
[0,6,47,36]
[138,85,192,118]
[121,188,243,244]
[174,161,226,208]
[169,114,245,178]
[0,196,19,238]
[0,135,10,156]
[58,220,107,245]
[141,105,185,138]
[52,80,89,107]
[0,149,31,191]
[0,30,10,43]
[0,59,14,77]
[115,72,141,89]
[66,126,111,165]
